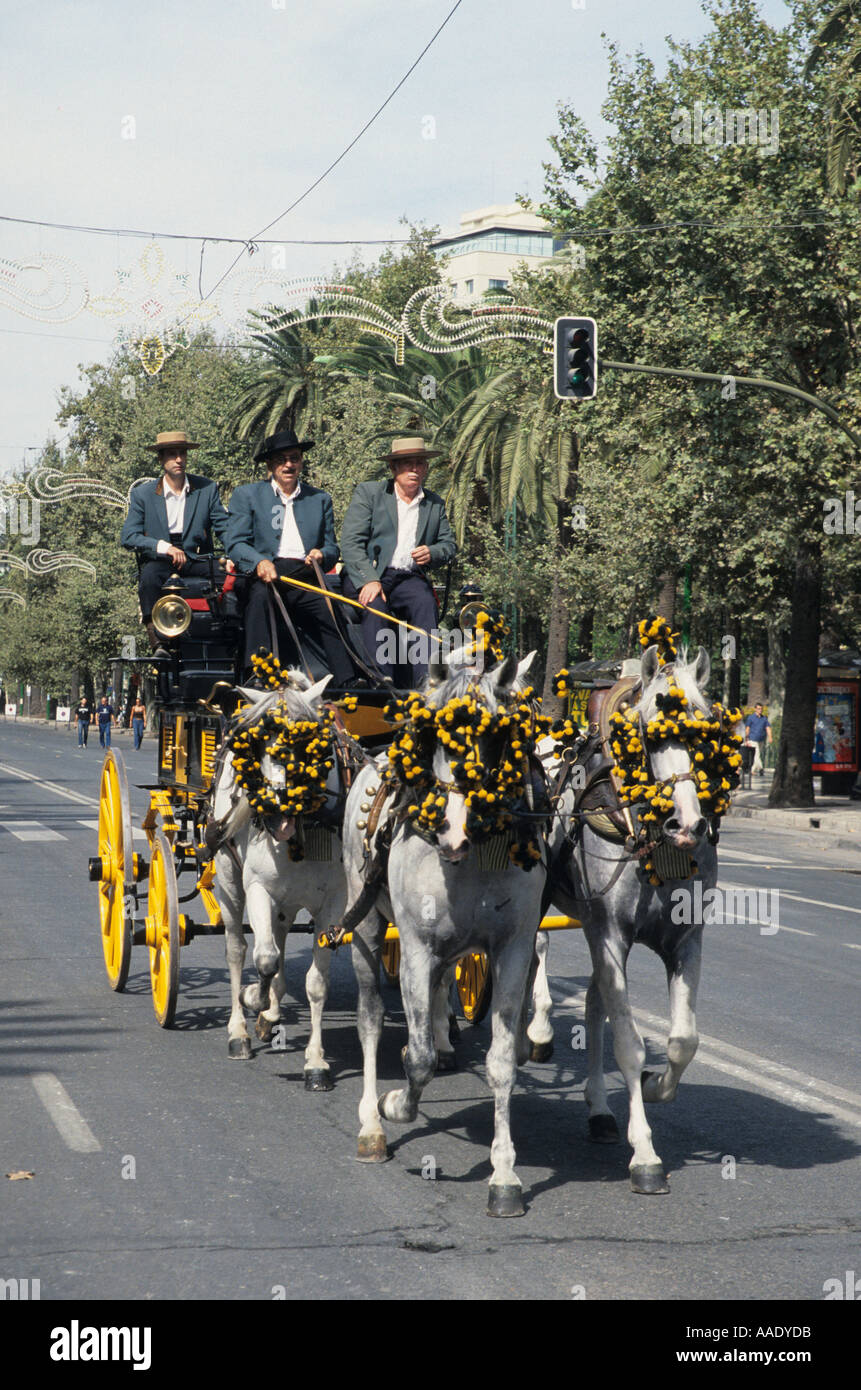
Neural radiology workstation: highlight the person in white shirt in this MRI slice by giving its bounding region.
[120,430,231,650]
[225,429,358,686]
[340,437,457,685]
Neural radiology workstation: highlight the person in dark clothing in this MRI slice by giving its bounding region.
[97,697,116,749]
[75,697,92,748]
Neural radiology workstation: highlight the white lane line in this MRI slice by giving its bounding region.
[560,992,861,1129]
[845,943,861,950]
[0,761,98,808]
[722,881,861,920]
[77,819,148,841]
[31,1073,101,1153]
[0,820,65,842]
[720,850,793,866]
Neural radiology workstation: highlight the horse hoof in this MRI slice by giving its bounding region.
[529,1039,554,1063]
[487,1184,525,1218]
[436,1051,457,1073]
[630,1164,670,1195]
[304,1068,333,1092]
[588,1113,620,1144]
[228,1037,253,1060]
[356,1132,389,1163]
[256,1014,275,1042]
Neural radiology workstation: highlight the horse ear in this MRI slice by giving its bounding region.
[304,674,333,706]
[640,644,660,685]
[694,645,710,690]
[492,652,519,692]
[516,651,537,682]
[426,660,447,687]
[236,686,270,708]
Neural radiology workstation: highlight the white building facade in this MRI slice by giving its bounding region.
[432,203,564,302]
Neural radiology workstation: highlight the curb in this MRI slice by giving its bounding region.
[728,803,861,843]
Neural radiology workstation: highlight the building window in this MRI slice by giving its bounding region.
[489,278,508,290]
[465,279,474,295]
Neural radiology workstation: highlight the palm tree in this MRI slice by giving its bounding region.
[806,0,861,194]
[444,364,578,710]
[228,302,337,448]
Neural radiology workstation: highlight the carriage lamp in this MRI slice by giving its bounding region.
[151,593,192,639]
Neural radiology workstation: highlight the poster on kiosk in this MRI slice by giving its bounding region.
[812,680,859,773]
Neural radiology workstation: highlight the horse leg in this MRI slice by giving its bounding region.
[255,911,288,1042]
[217,848,252,1060]
[593,940,669,1194]
[352,912,388,1162]
[432,973,456,1072]
[379,944,438,1124]
[527,929,554,1062]
[303,936,334,1091]
[486,935,535,1218]
[584,973,619,1142]
[239,880,280,1015]
[642,929,702,1104]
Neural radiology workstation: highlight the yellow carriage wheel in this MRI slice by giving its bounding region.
[381,933,401,984]
[97,749,134,992]
[146,829,181,1028]
[455,951,493,1025]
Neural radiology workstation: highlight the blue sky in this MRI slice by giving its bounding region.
[0,0,792,469]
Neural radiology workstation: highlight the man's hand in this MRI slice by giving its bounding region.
[225,559,236,574]
[256,559,278,583]
[304,548,323,565]
[411,545,431,566]
[165,545,187,568]
[359,581,384,607]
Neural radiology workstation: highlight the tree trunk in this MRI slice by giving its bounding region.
[769,542,821,807]
[656,573,677,625]
[766,617,787,719]
[747,645,767,706]
[576,608,594,661]
[542,571,570,718]
[729,616,742,709]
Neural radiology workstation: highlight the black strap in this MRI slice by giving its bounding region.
[268,582,315,682]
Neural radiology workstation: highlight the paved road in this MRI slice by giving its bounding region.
[1,720,859,1301]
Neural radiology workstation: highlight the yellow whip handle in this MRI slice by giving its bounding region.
[278,573,435,639]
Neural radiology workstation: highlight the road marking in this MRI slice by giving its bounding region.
[845,943,861,950]
[0,761,98,808]
[720,849,793,866]
[561,991,861,1130]
[722,881,861,920]
[31,1073,101,1153]
[77,819,147,840]
[0,820,65,842]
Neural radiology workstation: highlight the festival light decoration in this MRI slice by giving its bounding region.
[0,252,88,322]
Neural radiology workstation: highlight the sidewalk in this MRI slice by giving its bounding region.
[729,769,861,847]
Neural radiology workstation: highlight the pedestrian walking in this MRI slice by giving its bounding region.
[131,696,146,750]
[75,697,92,748]
[97,696,116,749]
[744,702,772,775]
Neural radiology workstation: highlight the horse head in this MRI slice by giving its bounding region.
[227,672,335,843]
[635,643,713,852]
[418,651,538,863]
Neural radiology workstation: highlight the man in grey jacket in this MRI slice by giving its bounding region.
[340,437,457,685]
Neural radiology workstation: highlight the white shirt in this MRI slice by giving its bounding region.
[156,478,190,555]
[390,487,424,570]
[271,479,306,560]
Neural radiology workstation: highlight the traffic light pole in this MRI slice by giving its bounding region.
[599,359,861,452]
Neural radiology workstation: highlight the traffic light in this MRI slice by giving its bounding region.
[553,316,598,400]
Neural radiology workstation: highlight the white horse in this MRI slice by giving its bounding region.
[342,653,547,1218]
[540,644,724,1193]
[211,673,346,1089]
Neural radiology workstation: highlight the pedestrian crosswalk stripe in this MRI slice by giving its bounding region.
[77,819,148,840]
[0,820,65,841]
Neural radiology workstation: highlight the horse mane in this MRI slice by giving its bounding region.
[421,656,526,714]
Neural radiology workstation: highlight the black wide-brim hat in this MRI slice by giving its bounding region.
[254,428,315,463]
